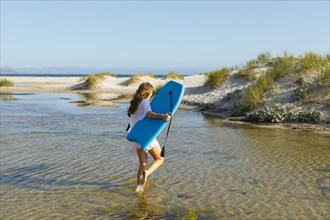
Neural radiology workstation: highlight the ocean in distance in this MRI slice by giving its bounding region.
[0,66,206,77]
[0,73,159,78]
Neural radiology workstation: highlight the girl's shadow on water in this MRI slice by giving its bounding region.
[0,164,120,191]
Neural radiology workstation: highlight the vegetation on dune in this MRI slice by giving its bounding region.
[163,71,184,80]
[320,61,330,103]
[127,73,144,86]
[298,51,328,73]
[243,74,275,111]
[293,53,330,103]
[237,52,273,80]
[237,68,256,81]
[246,52,273,69]
[257,51,272,64]
[84,72,116,89]
[238,52,272,81]
[244,54,296,108]
[241,52,329,112]
[199,51,329,123]
[127,73,157,86]
[146,73,158,79]
[204,68,231,89]
[248,103,321,123]
[0,79,14,87]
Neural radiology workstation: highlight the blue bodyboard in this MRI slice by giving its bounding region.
[126,80,185,151]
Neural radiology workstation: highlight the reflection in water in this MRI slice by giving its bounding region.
[64,92,119,108]
[0,92,35,100]
[0,92,15,100]
[78,92,100,100]
[1,93,329,219]
[78,92,118,100]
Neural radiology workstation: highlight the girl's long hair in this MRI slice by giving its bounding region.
[128,82,154,115]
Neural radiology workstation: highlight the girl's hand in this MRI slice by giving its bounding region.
[162,113,171,122]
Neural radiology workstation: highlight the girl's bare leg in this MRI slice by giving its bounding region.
[140,143,164,186]
[137,148,148,186]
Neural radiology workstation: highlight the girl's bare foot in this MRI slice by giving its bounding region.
[135,184,144,193]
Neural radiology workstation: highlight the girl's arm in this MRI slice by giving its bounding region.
[146,111,171,122]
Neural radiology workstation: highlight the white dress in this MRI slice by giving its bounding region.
[125,98,159,161]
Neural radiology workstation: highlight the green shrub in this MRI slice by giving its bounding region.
[248,103,296,123]
[0,79,14,87]
[249,103,321,123]
[295,82,312,101]
[163,71,184,80]
[204,68,231,89]
[297,111,321,123]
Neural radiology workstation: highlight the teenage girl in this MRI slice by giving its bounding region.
[125,82,171,192]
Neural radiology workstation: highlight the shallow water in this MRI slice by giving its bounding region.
[1,92,329,219]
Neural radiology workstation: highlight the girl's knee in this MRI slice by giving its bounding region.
[157,157,164,163]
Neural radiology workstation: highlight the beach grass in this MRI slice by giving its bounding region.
[237,68,256,80]
[127,73,144,86]
[299,51,328,73]
[268,54,296,80]
[163,71,184,80]
[242,54,296,111]
[0,79,14,87]
[321,61,330,84]
[127,73,158,86]
[84,72,115,89]
[317,60,330,103]
[237,52,272,81]
[257,51,272,64]
[146,73,158,79]
[243,74,275,110]
[242,51,329,112]
[204,68,231,89]
[244,52,273,70]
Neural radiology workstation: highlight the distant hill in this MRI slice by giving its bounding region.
[0,66,19,74]
[0,66,88,75]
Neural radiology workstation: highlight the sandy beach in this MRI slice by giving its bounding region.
[1,74,329,134]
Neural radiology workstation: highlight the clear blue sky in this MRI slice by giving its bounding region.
[1,0,329,74]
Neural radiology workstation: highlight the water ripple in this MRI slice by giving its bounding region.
[1,93,329,219]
